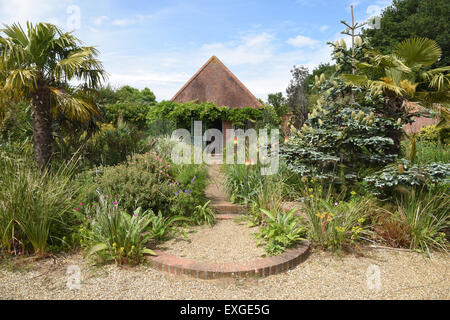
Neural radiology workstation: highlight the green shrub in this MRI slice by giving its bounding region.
[223,163,265,204]
[302,182,373,251]
[0,102,33,143]
[79,151,207,218]
[417,124,449,144]
[80,152,175,214]
[191,201,215,227]
[0,149,78,256]
[85,195,156,265]
[364,160,450,197]
[145,211,189,242]
[256,208,306,256]
[82,122,152,167]
[170,162,207,215]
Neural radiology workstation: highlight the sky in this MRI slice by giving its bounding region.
[0,0,392,101]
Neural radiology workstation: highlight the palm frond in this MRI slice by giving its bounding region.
[368,80,405,96]
[395,37,442,67]
[49,86,101,123]
[399,79,418,96]
[2,22,29,46]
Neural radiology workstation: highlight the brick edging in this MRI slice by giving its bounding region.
[146,241,310,279]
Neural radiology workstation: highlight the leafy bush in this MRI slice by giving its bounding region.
[364,160,450,197]
[79,150,207,218]
[256,208,306,256]
[80,122,153,167]
[80,152,174,214]
[223,163,286,205]
[169,162,207,215]
[85,195,156,265]
[417,124,449,144]
[224,162,292,226]
[301,182,373,251]
[99,85,156,129]
[0,149,78,256]
[192,201,216,227]
[0,102,33,143]
[145,211,189,242]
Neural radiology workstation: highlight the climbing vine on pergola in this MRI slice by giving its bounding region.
[147,101,268,129]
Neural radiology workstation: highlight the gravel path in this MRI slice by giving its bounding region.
[1,248,448,300]
[160,220,265,263]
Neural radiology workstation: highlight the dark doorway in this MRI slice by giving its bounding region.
[206,119,223,155]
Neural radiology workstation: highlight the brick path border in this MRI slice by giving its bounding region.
[146,241,310,279]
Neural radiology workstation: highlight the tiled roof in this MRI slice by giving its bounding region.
[171,56,262,109]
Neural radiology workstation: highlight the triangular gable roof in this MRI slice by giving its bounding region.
[171,56,262,109]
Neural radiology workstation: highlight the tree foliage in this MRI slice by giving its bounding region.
[282,36,402,185]
[286,65,310,127]
[363,0,450,67]
[98,85,156,129]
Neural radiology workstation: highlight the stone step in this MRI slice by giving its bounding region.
[211,203,247,215]
[215,213,243,220]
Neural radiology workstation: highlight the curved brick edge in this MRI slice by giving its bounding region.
[146,241,310,279]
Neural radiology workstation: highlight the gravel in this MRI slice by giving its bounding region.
[1,248,448,300]
[160,220,266,263]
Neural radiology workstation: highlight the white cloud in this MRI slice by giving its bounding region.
[111,17,138,26]
[365,1,392,18]
[0,0,69,26]
[200,32,275,65]
[320,25,329,32]
[94,15,109,26]
[286,35,320,48]
[366,5,383,16]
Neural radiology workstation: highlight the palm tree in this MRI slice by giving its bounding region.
[0,22,106,168]
[342,37,450,119]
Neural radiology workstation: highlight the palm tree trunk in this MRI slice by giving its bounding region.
[32,82,53,169]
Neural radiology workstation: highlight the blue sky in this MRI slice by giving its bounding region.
[0,0,392,100]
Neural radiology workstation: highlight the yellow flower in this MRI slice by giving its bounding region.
[350,191,357,196]
[316,212,327,219]
[308,188,313,193]
[327,216,333,222]
[131,245,135,250]
[335,226,345,233]
[309,195,314,199]
[358,218,365,224]
[112,243,117,247]
[120,247,124,252]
